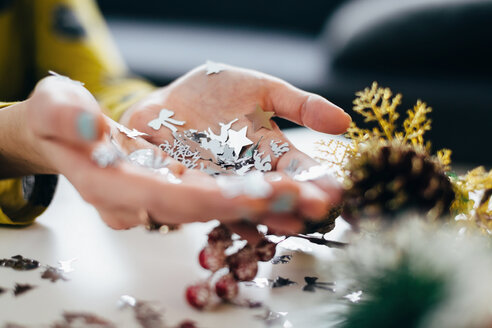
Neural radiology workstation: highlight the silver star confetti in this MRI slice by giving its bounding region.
[147,109,185,133]
[227,126,253,155]
[270,140,290,158]
[205,60,226,75]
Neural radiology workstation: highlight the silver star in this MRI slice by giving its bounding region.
[227,126,253,156]
[147,109,185,133]
[205,60,226,75]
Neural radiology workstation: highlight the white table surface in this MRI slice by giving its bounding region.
[0,128,351,328]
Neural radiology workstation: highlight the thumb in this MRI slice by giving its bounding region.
[29,77,108,146]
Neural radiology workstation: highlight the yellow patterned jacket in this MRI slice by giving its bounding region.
[0,0,155,225]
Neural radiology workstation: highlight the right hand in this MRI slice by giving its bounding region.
[20,76,312,232]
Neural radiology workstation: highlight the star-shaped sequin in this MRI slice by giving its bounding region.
[227,126,253,155]
[246,105,274,131]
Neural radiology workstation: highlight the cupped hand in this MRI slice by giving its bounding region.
[120,64,352,233]
[21,75,304,231]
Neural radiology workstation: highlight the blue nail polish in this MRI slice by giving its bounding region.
[270,193,296,213]
[77,112,96,140]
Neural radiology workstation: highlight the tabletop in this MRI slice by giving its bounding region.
[0,128,351,328]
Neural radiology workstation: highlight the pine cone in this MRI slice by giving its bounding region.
[343,140,455,221]
[303,205,342,234]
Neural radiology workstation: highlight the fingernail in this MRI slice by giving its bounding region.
[77,112,96,140]
[270,193,296,213]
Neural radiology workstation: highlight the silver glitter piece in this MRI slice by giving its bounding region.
[217,171,272,198]
[201,138,224,160]
[128,149,166,169]
[117,295,137,308]
[91,144,120,168]
[227,126,253,156]
[205,60,226,75]
[159,135,200,169]
[219,144,237,163]
[255,309,293,328]
[270,140,290,158]
[293,165,329,182]
[235,163,254,175]
[344,290,362,303]
[207,118,238,143]
[147,109,185,133]
[114,121,148,139]
[48,70,84,86]
[58,259,76,273]
[253,150,272,172]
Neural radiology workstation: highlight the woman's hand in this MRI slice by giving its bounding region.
[120,64,352,233]
[0,76,306,231]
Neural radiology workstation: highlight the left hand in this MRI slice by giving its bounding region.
[120,64,351,234]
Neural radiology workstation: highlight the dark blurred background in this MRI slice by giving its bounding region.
[98,0,492,166]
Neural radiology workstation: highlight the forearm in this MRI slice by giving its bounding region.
[0,101,53,178]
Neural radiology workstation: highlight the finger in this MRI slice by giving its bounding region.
[96,207,143,230]
[267,79,351,134]
[30,78,108,145]
[262,214,304,235]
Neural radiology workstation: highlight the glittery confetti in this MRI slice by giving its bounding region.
[13,283,36,297]
[0,255,40,271]
[148,109,185,133]
[114,121,149,139]
[41,266,68,283]
[271,255,292,264]
[58,258,77,273]
[344,290,363,303]
[227,126,253,156]
[205,60,225,75]
[246,105,274,131]
[270,140,290,158]
[302,276,335,292]
[91,143,120,168]
[217,171,273,198]
[271,277,297,288]
[253,150,272,172]
[255,309,293,328]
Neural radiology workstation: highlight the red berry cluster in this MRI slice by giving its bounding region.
[185,224,277,310]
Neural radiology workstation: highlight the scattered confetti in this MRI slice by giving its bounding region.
[13,283,36,297]
[227,126,254,155]
[271,255,292,264]
[114,121,149,139]
[270,140,290,158]
[253,150,272,172]
[41,266,68,283]
[148,109,185,133]
[54,312,116,328]
[205,60,225,75]
[302,276,335,292]
[58,258,77,273]
[344,290,363,303]
[246,105,274,131]
[0,255,40,271]
[91,143,120,168]
[255,309,293,328]
[272,277,297,288]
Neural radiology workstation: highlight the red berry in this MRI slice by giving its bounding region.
[208,224,233,248]
[198,246,226,272]
[185,283,211,310]
[227,245,259,281]
[215,273,239,301]
[179,320,197,328]
[255,238,277,262]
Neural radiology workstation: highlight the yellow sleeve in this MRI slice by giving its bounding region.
[32,0,156,121]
